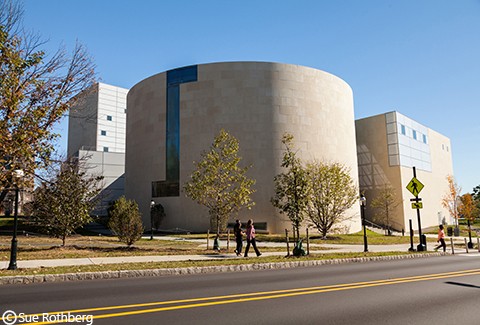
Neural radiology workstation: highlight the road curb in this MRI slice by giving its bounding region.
[0,252,446,285]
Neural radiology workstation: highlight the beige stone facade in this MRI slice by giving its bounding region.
[126,62,361,234]
[356,112,453,232]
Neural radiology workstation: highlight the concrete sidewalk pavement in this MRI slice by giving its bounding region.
[2,234,475,270]
[0,238,416,269]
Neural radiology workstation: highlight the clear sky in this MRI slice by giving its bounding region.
[22,0,480,194]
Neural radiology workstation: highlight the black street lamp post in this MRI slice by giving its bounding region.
[150,200,155,240]
[360,194,368,252]
[8,169,24,270]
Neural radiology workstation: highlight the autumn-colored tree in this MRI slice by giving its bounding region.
[459,193,477,247]
[305,160,358,238]
[183,129,256,236]
[32,162,103,246]
[370,185,403,234]
[441,175,461,226]
[108,196,144,246]
[458,193,477,222]
[271,133,310,240]
[0,1,96,203]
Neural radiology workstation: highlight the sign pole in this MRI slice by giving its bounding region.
[412,167,426,251]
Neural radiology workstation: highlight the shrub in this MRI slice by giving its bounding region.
[108,196,144,246]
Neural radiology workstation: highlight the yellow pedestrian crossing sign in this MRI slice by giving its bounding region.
[412,202,423,209]
[406,177,424,196]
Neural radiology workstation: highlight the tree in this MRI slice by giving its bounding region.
[271,133,310,240]
[108,196,144,246]
[370,185,403,234]
[459,193,477,247]
[0,0,96,203]
[473,185,480,202]
[151,203,166,231]
[32,162,103,246]
[305,160,358,238]
[458,193,477,222]
[472,185,480,219]
[183,129,256,235]
[442,175,461,226]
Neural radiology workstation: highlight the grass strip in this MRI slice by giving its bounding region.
[0,251,427,277]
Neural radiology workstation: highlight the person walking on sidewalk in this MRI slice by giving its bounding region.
[435,224,446,252]
[245,219,261,257]
[234,220,244,256]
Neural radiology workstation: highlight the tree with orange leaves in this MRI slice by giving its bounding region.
[459,193,477,221]
[458,193,477,247]
[441,175,461,226]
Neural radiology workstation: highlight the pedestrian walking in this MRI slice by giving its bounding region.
[435,224,446,252]
[244,219,261,257]
[233,220,244,256]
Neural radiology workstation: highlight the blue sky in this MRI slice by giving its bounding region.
[23,0,480,194]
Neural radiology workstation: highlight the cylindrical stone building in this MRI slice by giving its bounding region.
[126,61,361,234]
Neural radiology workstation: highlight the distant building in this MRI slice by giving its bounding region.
[356,111,453,231]
[68,82,128,215]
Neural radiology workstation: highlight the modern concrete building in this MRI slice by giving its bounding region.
[356,111,453,231]
[125,62,362,234]
[68,82,128,215]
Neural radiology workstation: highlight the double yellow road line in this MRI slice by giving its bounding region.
[13,268,480,324]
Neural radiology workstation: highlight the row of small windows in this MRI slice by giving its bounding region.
[442,144,449,152]
[400,124,427,144]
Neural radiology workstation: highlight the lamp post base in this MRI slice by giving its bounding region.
[7,238,18,270]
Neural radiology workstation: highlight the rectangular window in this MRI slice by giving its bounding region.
[412,130,417,140]
[401,124,406,135]
[107,115,112,121]
[423,134,427,144]
[101,130,106,136]
[447,146,449,152]
[103,147,109,152]
[442,144,444,150]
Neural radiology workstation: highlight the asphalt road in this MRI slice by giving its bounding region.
[2,255,480,325]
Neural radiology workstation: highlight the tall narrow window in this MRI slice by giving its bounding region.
[423,134,427,144]
[412,130,417,140]
[152,65,198,197]
[401,124,406,135]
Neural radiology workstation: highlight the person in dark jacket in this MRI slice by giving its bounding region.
[234,220,244,256]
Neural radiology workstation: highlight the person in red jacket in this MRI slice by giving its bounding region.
[435,224,446,252]
[244,219,261,257]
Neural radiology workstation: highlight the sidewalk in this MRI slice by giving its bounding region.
[0,236,439,269]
